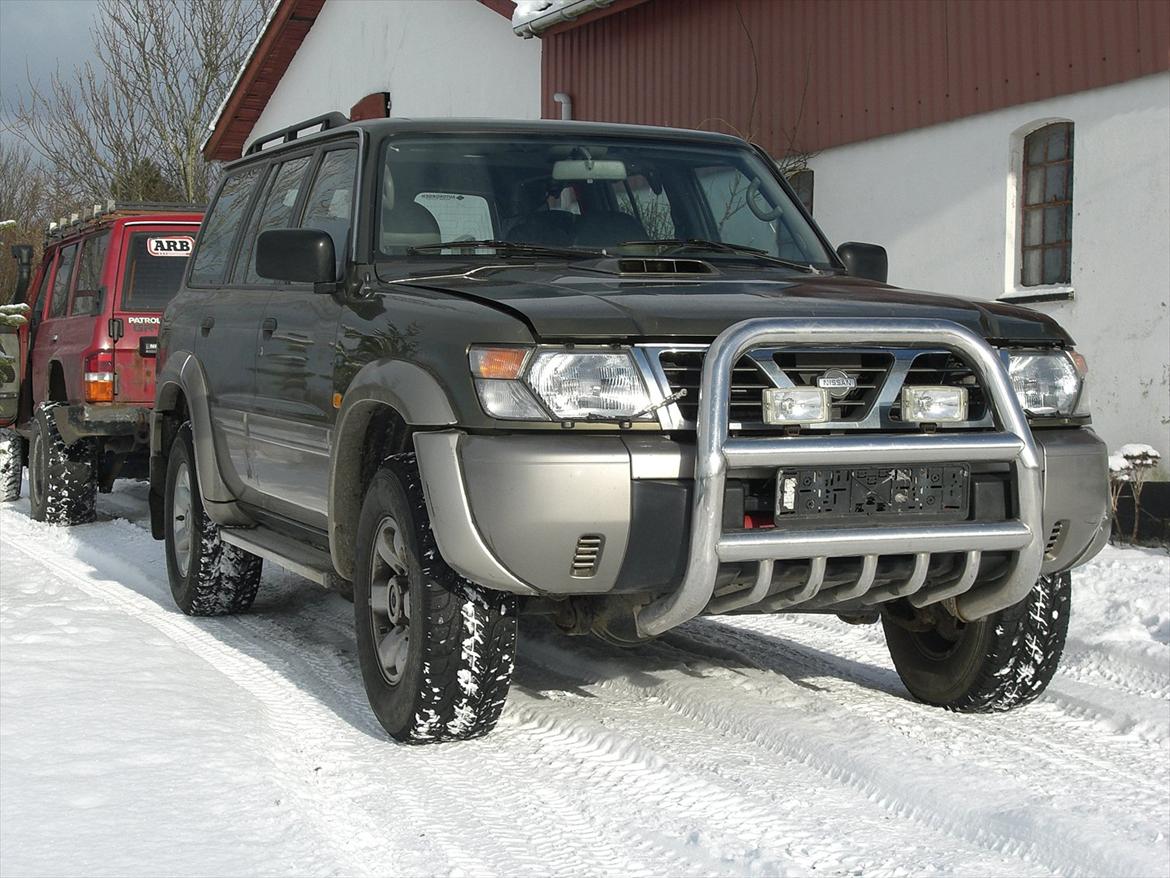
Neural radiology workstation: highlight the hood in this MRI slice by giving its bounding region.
[385,262,1072,345]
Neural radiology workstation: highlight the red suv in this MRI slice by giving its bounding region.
[0,203,202,524]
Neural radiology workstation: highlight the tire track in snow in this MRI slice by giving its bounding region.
[1,511,741,877]
[520,628,1166,878]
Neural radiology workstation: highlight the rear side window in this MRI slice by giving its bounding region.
[70,232,110,316]
[235,155,312,283]
[300,149,357,275]
[120,231,195,312]
[189,168,261,286]
[47,244,77,319]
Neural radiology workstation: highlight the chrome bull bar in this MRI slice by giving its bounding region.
[634,318,1044,638]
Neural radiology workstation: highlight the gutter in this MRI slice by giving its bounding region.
[513,0,615,38]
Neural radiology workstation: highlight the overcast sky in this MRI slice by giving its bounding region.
[0,0,100,143]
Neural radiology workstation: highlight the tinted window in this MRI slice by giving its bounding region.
[189,168,261,286]
[378,136,835,266]
[70,232,110,316]
[121,232,195,312]
[301,149,356,275]
[236,155,312,283]
[47,244,77,318]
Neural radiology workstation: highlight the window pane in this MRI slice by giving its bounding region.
[1022,249,1042,286]
[190,168,261,286]
[1044,206,1067,244]
[301,149,357,276]
[1045,165,1068,202]
[120,232,192,312]
[1025,169,1044,205]
[238,156,312,283]
[48,244,77,318]
[1047,124,1069,161]
[1023,208,1042,246]
[1043,247,1065,284]
[70,232,110,316]
[1025,132,1045,165]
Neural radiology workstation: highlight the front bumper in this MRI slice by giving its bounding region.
[415,319,1109,636]
[53,403,150,447]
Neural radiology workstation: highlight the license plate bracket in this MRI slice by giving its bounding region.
[775,464,970,523]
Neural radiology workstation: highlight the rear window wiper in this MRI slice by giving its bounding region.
[406,239,601,259]
[616,238,820,273]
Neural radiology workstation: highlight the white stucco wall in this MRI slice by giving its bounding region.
[809,73,1170,473]
[246,0,541,152]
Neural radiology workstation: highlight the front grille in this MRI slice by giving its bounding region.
[893,352,988,421]
[657,347,987,428]
[771,351,893,421]
[658,351,771,424]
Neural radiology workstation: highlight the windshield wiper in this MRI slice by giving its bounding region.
[615,238,820,273]
[407,239,600,259]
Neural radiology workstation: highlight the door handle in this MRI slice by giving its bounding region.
[200,316,215,335]
[261,317,277,338]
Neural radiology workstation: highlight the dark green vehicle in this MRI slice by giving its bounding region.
[150,115,1109,743]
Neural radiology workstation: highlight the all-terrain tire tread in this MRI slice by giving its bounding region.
[949,573,1070,712]
[35,402,97,525]
[0,428,22,502]
[380,453,517,744]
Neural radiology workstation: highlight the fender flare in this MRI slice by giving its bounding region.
[328,359,457,579]
[153,351,252,527]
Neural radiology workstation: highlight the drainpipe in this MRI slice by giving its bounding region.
[552,92,573,121]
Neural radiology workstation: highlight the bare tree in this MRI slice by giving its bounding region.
[0,141,54,304]
[9,0,269,206]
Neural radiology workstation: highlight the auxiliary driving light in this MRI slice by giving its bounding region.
[762,387,830,424]
[901,385,968,423]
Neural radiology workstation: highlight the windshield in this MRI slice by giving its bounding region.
[377,135,836,267]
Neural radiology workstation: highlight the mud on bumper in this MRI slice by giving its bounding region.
[415,319,1108,636]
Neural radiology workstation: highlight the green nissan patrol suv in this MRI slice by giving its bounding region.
[150,115,1109,743]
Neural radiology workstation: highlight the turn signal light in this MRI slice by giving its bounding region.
[84,350,115,402]
[469,346,530,379]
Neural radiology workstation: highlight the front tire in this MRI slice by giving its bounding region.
[164,423,262,615]
[882,572,1071,712]
[353,454,517,744]
[27,402,97,525]
[0,428,23,502]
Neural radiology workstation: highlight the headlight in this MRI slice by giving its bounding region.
[1006,350,1087,417]
[527,349,652,420]
[469,345,653,421]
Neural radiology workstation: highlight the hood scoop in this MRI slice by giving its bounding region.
[615,257,716,276]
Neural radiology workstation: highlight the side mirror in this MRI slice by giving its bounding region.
[836,242,888,284]
[256,229,336,287]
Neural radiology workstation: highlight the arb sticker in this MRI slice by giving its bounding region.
[147,236,194,256]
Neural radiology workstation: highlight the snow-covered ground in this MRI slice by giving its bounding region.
[1,479,1168,878]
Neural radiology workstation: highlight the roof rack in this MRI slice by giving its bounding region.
[245,112,350,156]
[45,200,205,241]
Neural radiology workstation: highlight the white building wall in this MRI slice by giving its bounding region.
[809,73,1170,474]
[246,0,542,152]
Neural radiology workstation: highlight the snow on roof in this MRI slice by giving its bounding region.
[512,0,612,36]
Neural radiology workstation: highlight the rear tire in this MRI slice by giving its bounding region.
[27,402,97,525]
[0,428,23,502]
[353,454,517,743]
[164,423,262,615]
[882,572,1071,712]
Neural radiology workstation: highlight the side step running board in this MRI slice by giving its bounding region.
[220,526,335,586]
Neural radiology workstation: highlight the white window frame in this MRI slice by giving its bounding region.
[1000,116,1076,304]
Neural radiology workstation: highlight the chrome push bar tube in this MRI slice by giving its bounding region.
[634,318,1044,638]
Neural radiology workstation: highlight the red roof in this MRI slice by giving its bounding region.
[202,0,327,161]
